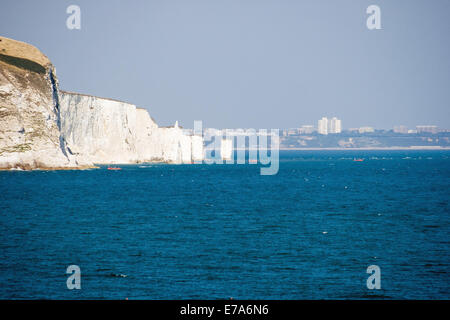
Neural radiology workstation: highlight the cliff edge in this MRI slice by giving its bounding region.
[0,36,86,169]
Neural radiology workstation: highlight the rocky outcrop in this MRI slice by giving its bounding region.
[0,36,84,169]
[0,36,203,169]
[59,91,203,164]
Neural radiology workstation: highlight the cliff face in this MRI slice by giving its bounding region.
[59,92,139,164]
[60,91,203,164]
[0,36,203,168]
[0,36,81,169]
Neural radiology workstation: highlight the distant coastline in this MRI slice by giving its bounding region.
[226,146,450,151]
[278,146,450,151]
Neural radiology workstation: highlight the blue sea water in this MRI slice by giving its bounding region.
[0,150,449,299]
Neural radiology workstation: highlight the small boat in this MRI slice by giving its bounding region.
[107,166,122,170]
[353,158,364,162]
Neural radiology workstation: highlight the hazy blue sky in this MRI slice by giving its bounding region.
[1,0,449,129]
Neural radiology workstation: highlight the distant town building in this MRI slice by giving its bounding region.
[318,117,329,135]
[298,125,316,134]
[328,117,342,134]
[318,117,341,134]
[204,128,223,137]
[393,125,408,134]
[287,128,298,135]
[416,125,438,134]
[224,128,247,136]
[359,126,375,133]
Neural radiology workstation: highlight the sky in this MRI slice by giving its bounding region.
[1,0,449,129]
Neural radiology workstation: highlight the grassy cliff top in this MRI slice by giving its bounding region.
[0,36,51,73]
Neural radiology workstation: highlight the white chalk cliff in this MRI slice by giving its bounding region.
[59,92,203,164]
[0,36,203,169]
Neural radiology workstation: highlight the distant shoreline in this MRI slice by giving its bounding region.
[278,146,450,151]
[224,146,450,151]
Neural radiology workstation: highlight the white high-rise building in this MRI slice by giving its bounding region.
[328,117,342,134]
[318,117,341,134]
[318,117,328,135]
